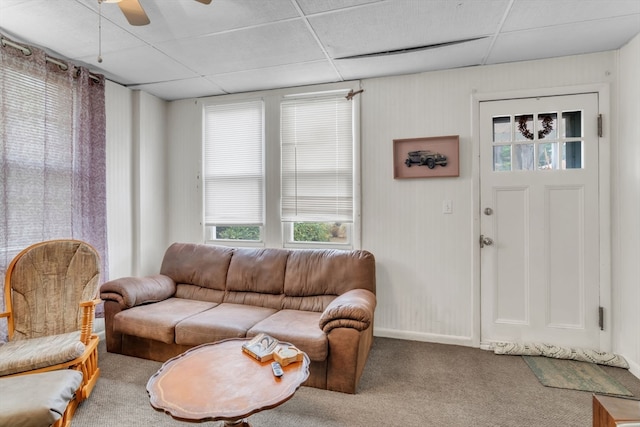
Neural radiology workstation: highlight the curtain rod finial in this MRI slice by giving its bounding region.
[345,89,364,100]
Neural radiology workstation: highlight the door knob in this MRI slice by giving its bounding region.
[480,235,493,248]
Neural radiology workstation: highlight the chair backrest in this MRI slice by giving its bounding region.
[5,240,100,340]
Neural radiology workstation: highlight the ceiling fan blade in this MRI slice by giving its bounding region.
[195,0,212,4]
[118,0,150,26]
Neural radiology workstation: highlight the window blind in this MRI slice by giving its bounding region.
[281,95,354,223]
[1,59,74,252]
[203,100,264,225]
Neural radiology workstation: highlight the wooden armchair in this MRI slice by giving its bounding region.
[0,239,102,427]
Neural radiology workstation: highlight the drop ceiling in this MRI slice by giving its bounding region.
[1,0,638,101]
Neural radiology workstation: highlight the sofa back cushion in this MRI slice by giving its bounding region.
[281,249,376,312]
[160,243,233,303]
[224,248,289,309]
[160,244,376,313]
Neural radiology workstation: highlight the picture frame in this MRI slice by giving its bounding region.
[393,135,459,179]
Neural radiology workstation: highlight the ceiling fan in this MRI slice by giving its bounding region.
[102,0,212,26]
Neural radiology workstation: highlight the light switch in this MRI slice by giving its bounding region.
[442,200,453,214]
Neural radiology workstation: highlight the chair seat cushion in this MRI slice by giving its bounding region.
[0,332,85,376]
[0,369,83,427]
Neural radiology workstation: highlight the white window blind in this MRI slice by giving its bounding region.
[1,61,74,252]
[203,100,264,225]
[281,95,354,223]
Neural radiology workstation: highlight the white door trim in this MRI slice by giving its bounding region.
[470,83,611,351]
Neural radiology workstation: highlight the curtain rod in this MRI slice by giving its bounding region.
[1,37,31,55]
[1,37,101,83]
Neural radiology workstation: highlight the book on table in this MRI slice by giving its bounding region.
[242,333,279,362]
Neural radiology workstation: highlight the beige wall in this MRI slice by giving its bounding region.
[105,81,134,280]
[105,85,167,277]
[136,91,169,275]
[613,33,640,376]
[166,98,204,245]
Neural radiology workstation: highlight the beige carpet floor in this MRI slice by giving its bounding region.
[71,337,640,427]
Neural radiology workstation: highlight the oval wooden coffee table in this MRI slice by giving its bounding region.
[146,338,310,426]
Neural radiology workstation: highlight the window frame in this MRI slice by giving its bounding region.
[201,82,361,250]
[202,98,266,246]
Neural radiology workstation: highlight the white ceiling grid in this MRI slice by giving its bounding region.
[0,0,638,100]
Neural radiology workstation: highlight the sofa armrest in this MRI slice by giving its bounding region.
[319,289,376,333]
[100,275,176,309]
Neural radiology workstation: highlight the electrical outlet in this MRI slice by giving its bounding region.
[442,200,453,214]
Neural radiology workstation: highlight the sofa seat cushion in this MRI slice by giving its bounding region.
[247,309,327,362]
[114,298,217,344]
[0,332,85,376]
[0,369,83,427]
[175,303,277,346]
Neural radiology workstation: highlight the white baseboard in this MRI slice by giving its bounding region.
[373,327,473,347]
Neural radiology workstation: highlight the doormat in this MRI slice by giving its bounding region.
[494,342,629,368]
[523,356,633,396]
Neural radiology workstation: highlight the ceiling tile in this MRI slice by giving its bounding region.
[296,0,383,15]
[90,0,299,43]
[488,15,640,65]
[76,45,199,86]
[334,36,491,80]
[308,0,509,58]
[157,19,326,76]
[503,0,640,32]
[0,0,146,59]
[129,76,226,101]
[207,60,343,93]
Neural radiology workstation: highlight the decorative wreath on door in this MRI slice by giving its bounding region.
[518,115,554,140]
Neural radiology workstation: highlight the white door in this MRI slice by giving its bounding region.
[480,93,601,349]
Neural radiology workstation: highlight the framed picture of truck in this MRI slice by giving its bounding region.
[393,135,459,179]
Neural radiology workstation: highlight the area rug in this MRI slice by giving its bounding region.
[523,355,634,396]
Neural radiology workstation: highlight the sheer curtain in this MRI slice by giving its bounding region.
[0,36,108,339]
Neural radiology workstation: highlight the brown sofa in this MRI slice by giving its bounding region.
[100,243,376,393]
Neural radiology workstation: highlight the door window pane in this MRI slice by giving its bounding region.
[562,111,582,138]
[563,141,583,169]
[538,113,557,140]
[493,116,511,142]
[513,144,534,170]
[493,145,511,171]
[538,142,558,170]
[516,114,534,141]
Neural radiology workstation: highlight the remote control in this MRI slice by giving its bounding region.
[271,361,284,377]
